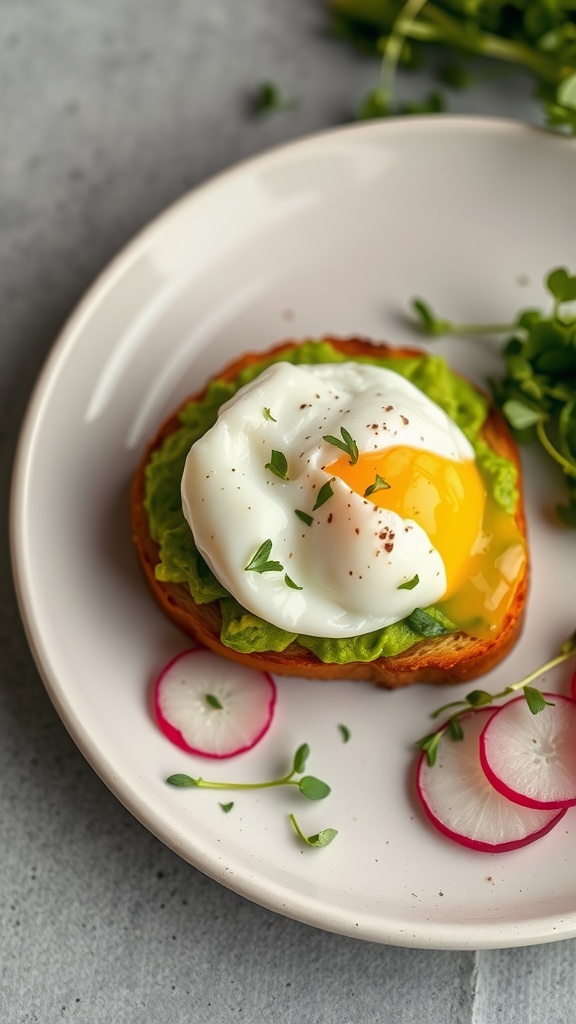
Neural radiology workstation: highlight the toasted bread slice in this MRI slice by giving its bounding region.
[131,337,528,688]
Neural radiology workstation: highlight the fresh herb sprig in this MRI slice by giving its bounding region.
[295,509,314,526]
[245,539,284,573]
[323,427,359,464]
[364,473,390,497]
[416,629,576,766]
[413,266,576,527]
[313,479,335,511]
[167,742,331,800]
[398,573,419,591]
[265,450,289,480]
[329,0,576,134]
[244,539,303,590]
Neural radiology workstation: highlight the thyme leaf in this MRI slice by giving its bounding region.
[398,573,419,591]
[205,693,223,709]
[323,427,359,464]
[285,574,303,590]
[313,479,335,511]
[295,509,314,526]
[364,473,391,496]
[289,813,338,848]
[244,539,284,574]
[265,450,288,480]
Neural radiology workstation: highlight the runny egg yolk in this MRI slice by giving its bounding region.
[327,446,525,639]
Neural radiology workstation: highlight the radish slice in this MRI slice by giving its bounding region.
[154,648,276,758]
[416,709,566,852]
[571,671,576,701]
[480,694,576,809]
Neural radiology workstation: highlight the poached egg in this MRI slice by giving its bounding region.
[181,361,524,639]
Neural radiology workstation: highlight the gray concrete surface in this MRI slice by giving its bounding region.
[3,2,575,1022]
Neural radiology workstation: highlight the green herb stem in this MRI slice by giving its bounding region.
[536,419,576,479]
[378,0,431,109]
[288,813,338,848]
[332,0,576,133]
[171,775,303,793]
[418,630,576,765]
[431,636,576,719]
[506,641,576,693]
[416,4,561,83]
[435,321,516,337]
[167,744,332,801]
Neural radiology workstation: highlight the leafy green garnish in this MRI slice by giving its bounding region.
[293,742,310,774]
[167,743,331,800]
[289,813,338,848]
[262,407,277,422]
[265,450,289,480]
[364,473,390,497]
[415,630,576,766]
[285,574,303,590]
[312,479,335,511]
[329,0,576,135]
[205,693,223,710]
[220,802,234,813]
[323,426,359,464]
[244,539,284,574]
[397,574,419,591]
[295,509,314,527]
[338,723,351,743]
[412,266,576,526]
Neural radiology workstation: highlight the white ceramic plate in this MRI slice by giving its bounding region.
[11,117,576,950]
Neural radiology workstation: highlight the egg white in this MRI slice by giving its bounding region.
[181,361,475,638]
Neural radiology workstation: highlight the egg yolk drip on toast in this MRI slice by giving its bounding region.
[328,446,525,639]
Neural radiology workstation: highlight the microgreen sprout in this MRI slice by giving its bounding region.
[416,629,576,766]
[289,813,338,848]
[244,539,284,574]
[262,407,277,422]
[323,427,359,464]
[411,266,576,526]
[167,742,331,800]
[411,298,513,338]
[265,450,289,480]
[331,0,576,135]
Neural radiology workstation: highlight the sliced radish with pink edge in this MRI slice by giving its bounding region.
[480,693,576,810]
[416,709,566,853]
[571,671,576,701]
[154,648,276,758]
